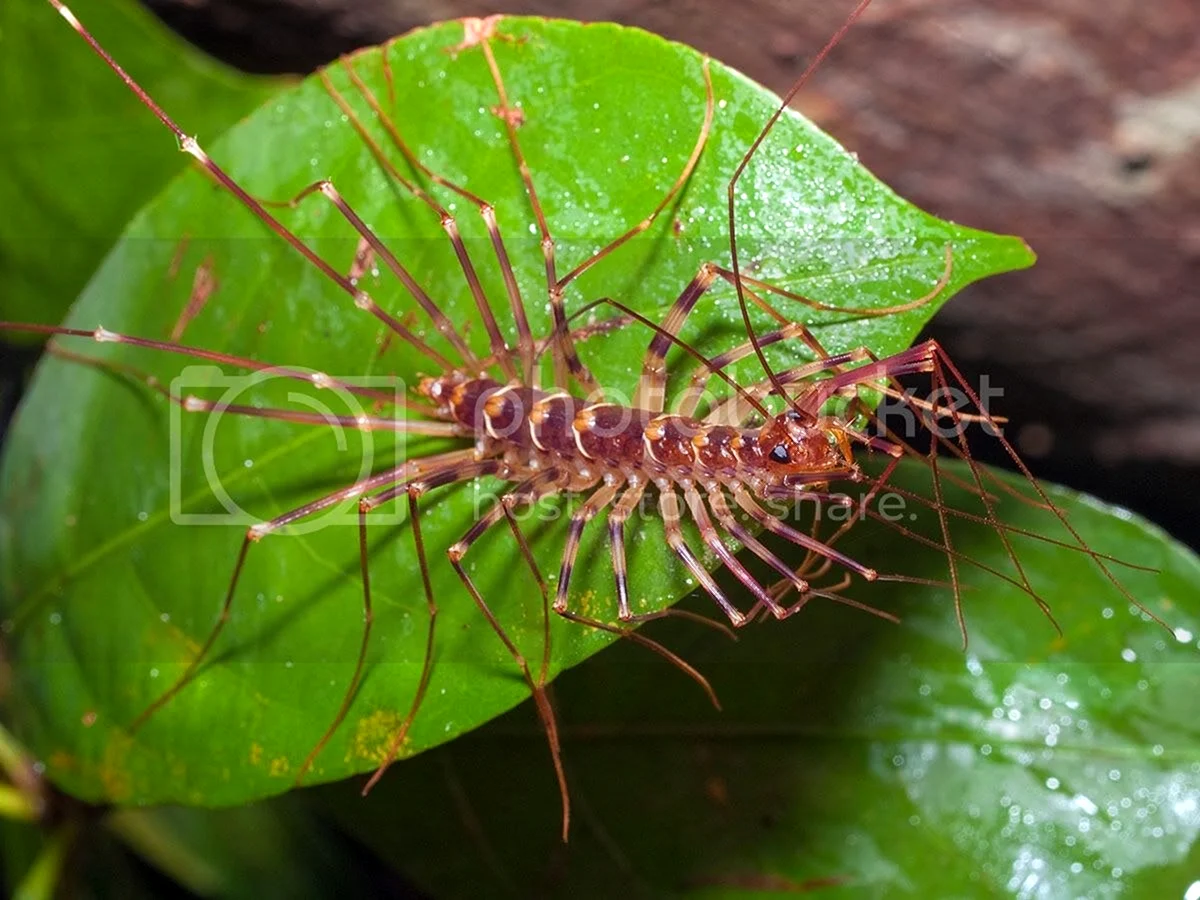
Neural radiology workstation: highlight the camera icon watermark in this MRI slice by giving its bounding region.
[169,366,408,533]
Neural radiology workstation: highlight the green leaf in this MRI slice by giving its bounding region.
[1,16,1034,809]
[0,0,278,332]
[321,461,1200,897]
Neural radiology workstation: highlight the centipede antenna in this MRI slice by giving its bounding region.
[726,0,875,412]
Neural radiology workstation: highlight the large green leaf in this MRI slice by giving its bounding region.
[0,16,1035,809]
[0,0,277,331]
[323,461,1200,897]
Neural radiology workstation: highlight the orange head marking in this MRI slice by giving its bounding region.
[757,410,854,488]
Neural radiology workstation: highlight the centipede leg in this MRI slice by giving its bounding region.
[705,486,810,613]
[471,33,595,394]
[445,471,575,840]
[256,177,479,374]
[42,0,475,378]
[607,483,648,621]
[555,610,722,711]
[554,59,714,291]
[729,484,878,584]
[132,449,482,734]
[553,483,621,613]
[680,483,782,617]
[659,488,747,627]
[332,57,538,385]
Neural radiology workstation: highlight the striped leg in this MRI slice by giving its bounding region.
[705,485,809,617]
[633,264,719,411]
[549,479,725,709]
[258,178,480,374]
[42,2,479,376]
[680,482,781,619]
[13,324,439,420]
[659,487,747,627]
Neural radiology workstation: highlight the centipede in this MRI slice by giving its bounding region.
[0,0,1171,847]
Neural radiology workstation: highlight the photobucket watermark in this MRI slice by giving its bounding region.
[169,365,407,531]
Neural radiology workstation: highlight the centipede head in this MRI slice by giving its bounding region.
[757,409,858,490]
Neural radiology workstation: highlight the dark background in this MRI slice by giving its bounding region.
[138,0,1200,549]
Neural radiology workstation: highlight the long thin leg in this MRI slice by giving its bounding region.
[770,339,1161,638]
[775,342,1059,639]
[659,487,747,627]
[357,465,532,796]
[44,0,476,375]
[262,178,480,374]
[675,321,812,417]
[555,609,721,711]
[710,241,954,321]
[555,59,715,291]
[473,27,713,396]
[44,343,459,439]
[131,449,485,731]
[332,59,536,385]
[469,30,589,392]
[607,482,647,621]
[443,471,576,840]
[633,265,718,410]
[580,295,771,420]
[730,484,878,583]
[724,0,875,409]
[294,500,379,782]
[705,486,809,613]
[679,483,782,618]
[553,483,621,613]
[6,322,428,414]
[702,347,873,425]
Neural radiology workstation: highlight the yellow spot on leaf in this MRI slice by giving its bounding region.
[346,709,407,765]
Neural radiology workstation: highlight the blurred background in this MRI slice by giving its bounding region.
[134,0,1200,549]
